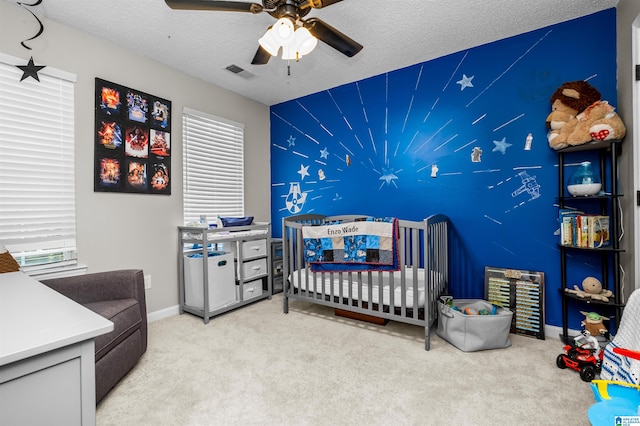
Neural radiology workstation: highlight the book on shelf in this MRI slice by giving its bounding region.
[558,209,609,248]
[587,215,610,248]
[558,208,582,247]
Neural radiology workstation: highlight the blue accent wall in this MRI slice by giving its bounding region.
[270,9,618,329]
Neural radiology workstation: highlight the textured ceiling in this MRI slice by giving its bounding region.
[21,0,620,105]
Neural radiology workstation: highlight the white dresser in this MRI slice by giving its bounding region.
[0,272,113,426]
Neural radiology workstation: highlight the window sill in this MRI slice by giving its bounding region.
[25,264,88,280]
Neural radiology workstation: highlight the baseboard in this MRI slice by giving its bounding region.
[144,310,582,337]
[544,324,580,340]
[147,305,180,323]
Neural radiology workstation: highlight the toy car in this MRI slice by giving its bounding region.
[556,331,604,382]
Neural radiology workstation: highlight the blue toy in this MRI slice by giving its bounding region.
[588,348,640,424]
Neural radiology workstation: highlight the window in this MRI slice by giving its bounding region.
[0,53,77,271]
[182,107,245,223]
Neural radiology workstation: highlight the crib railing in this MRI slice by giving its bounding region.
[282,214,449,350]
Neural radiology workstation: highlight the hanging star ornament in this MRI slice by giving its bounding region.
[17,56,46,82]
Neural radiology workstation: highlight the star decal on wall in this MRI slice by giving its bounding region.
[456,74,474,91]
[287,135,296,147]
[297,164,309,180]
[492,137,513,154]
[320,147,329,159]
[16,56,46,82]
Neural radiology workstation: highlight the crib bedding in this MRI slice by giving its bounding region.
[289,267,444,308]
[302,218,399,272]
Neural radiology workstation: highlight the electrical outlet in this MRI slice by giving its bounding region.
[144,274,151,290]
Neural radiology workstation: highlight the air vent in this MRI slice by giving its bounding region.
[226,64,244,74]
[224,64,255,80]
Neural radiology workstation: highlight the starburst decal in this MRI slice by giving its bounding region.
[379,168,398,185]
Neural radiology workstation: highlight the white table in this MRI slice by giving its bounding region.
[0,271,114,426]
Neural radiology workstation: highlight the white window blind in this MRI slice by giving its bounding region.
[0,53,77,268]
[182,107,245,224]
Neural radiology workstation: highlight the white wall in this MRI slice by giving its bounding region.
[616,0,640,299]
[0,1,271,313]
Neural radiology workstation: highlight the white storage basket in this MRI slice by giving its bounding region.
[437,299,513,352]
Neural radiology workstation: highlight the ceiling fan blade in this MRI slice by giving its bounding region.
[251,45,271,65]
[304,18,363,57]
[299,0,344,9]
[164,0,264,13]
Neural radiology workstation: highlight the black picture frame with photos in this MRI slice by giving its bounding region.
[94,78,171,195]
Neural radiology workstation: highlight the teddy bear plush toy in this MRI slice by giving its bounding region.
[564,100,626,146]
[547,80,601,150]
[564,276,613,303]
[547,81,626,149]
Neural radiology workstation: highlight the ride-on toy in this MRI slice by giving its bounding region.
[588,348,640,424]
[556,330,604,382]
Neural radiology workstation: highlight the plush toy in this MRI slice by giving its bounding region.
[580,311,610,338]
[564,100,626,146]
[564,276,613,303]
[575,329,601,353]
[547,80,601,150]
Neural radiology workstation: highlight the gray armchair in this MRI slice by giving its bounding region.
[41,269,147,403]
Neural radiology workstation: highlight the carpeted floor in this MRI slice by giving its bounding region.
[97,294,595,425]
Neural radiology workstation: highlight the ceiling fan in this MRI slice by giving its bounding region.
[164,0,363,64]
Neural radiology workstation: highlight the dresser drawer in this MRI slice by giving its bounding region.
[241,258,267,280]
[227,239,267,261]
[242,239,267,260]
[236,279,263,302]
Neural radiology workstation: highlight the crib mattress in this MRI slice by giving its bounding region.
[289,266,441,308]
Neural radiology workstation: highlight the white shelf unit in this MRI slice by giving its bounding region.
[177,223,272,323]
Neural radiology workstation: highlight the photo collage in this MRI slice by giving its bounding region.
[94,78,171,194]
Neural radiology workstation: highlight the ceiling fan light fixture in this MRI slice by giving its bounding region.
[294,27,317,56]
[281,44,298,61]
[258,27,280,56]
[272,17,295,44]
